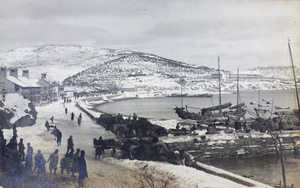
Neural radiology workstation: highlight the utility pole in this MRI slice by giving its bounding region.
[288,39,300,112]
[218,57,222,113]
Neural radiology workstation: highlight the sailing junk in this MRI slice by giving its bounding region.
[174,57,246,122]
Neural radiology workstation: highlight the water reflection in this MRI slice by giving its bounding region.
[200,154,300,187]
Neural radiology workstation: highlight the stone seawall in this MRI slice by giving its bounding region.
[162,131,300,159]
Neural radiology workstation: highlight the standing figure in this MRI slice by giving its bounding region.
[37,154,46,176]
[133,113,137,122]
[47,149,59,174]
[33,150,43,172]
[78,150,88,188]
[71,112,75,121]
[94,137,104,159]
[60,154,73,174]
[34,150,46,175]
[50,116,54,123]
[57,130,62,146]
[25,142,33,171]
[13,125,17,138]
[65,107,68,114]
[66,135,74,155]
[18,138,25,161]
[45,121,50,131]
[71,148,80,177]
[77,116,82,126]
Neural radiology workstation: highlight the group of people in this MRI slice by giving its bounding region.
[65,107,82,126]
[70,112,82,126]
[1,125,88,188]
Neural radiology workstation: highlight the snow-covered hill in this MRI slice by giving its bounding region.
[1,45,298,93]
[1,45,145,82]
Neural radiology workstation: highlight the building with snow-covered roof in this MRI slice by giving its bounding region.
[37,73,57,102]
[211,71,263,82]
[0,67,42,103]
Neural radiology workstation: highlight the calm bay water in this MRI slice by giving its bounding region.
[95,90,300,187]
[96,90,298,120]
[202,155,300,187]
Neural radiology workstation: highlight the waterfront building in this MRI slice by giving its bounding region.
[211,70,263,82]
[0,67,42,103]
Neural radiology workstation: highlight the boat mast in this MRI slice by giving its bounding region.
[288,39,300,111]
[218,57,222,113]
[237,67,240,105]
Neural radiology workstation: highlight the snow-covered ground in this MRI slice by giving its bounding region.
[2,97,272,188]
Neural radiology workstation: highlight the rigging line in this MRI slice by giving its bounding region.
[186,105,202,110]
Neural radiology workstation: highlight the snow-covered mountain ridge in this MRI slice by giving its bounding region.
[1,45,298,93]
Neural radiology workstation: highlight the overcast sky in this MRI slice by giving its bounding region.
[1,0,300,70]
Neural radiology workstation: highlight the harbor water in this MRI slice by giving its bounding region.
[95,90,300,187]
[96,90,298,120]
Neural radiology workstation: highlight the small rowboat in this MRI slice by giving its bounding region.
[275,106,290,110]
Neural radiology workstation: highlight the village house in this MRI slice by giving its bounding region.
[37,73,55,102]
[211,71,263,82]
[0,67,42,103]
[52,81,64,100]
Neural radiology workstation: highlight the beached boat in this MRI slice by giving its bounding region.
[174,57,246,122]
[275,106,290,110]
[201,102,232,112]
[258,104,269,108]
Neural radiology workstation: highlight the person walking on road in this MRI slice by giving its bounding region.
[66,135,74,155]
[18,138,25,161]
[71,112,75,121]
[57,130,62,146]
[47,149,59,174]
[25,142,33,171]
[33,150,43,173]
[78,150,88,188]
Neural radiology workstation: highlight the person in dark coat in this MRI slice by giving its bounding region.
[78,150,88,187]
[47,149,59,174]
[71,148,80,177]
[50,116,54,123]
[45,121,50,131]
[18,138,25,161]
[71,112,75,121]
[65,107,68,114]
[94,137,104,159]
[77,116,82,126]
[57,130,62,146]
[25,142,33,171]
[66,135,74,155]
[34,150,46,175]
[37,153,46,176]
[33,150,43,173]
[13,125,17,138]
[60,154,73,174]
